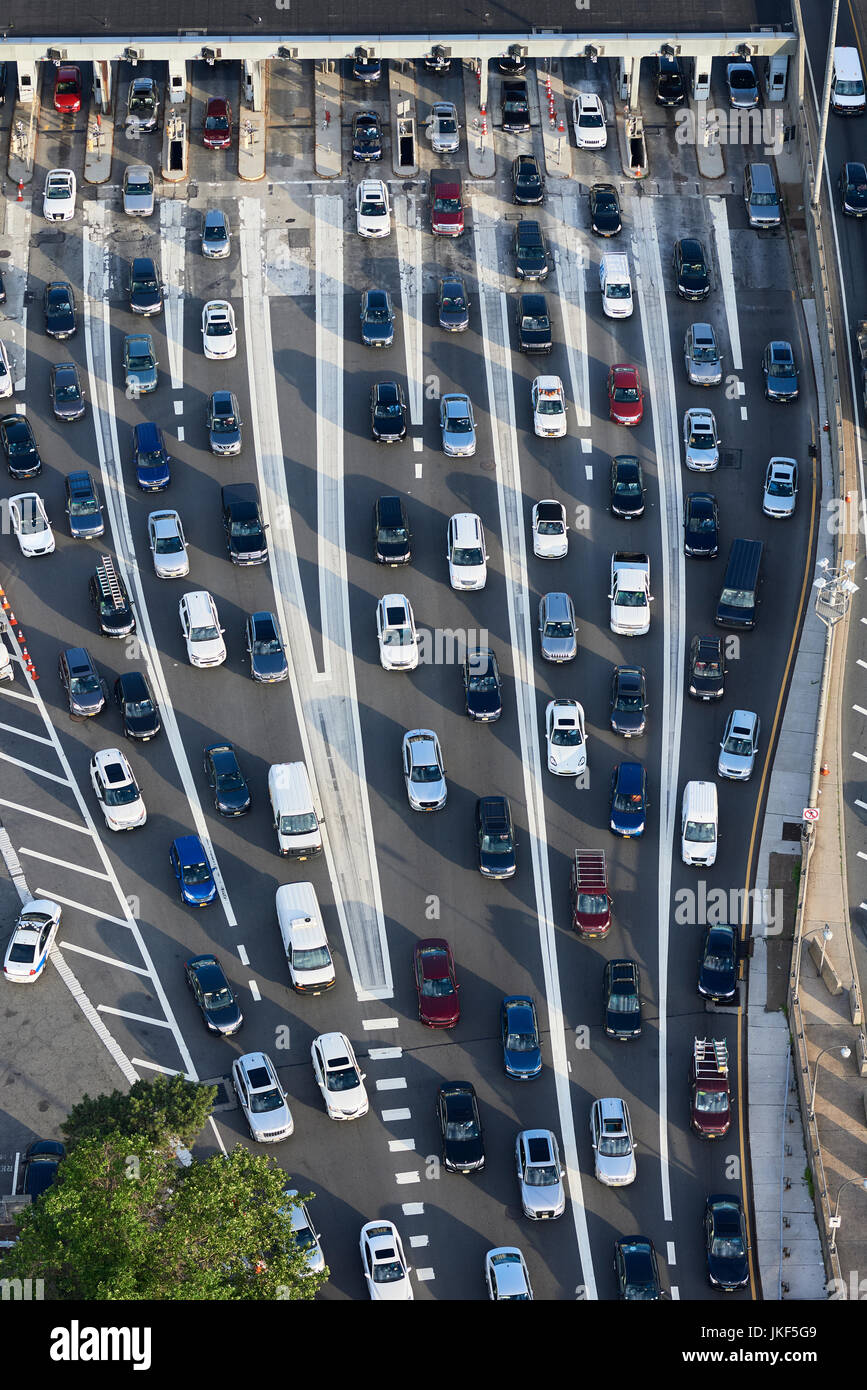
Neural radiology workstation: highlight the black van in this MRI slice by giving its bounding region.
[714,539,763,629]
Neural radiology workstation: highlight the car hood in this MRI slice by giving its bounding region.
[606,1006,640,1035]
[480,845,516,876]
[440,306,469,329]
[612,706,645,735]
[504,1047,542,1077]
[611,807,644,833]
[445,1133,485,1168]
[443,427,475,453]
[205,999,243,1032]
[467,686,501,717]
[124,708,161,737]
[374,417,404,437]
[137,460,170,487]
[521,1180,565,1214]
[690,360,722,382]
[216,783,251,813]
[125,190,154,212]
[592,208,621,232]
[71,688,105,715]
[409,775,447,808]
[766,374,798,395]
[549,743,586,775]
[183,878,216,903]
[420,992,460,1025]
[229,531,266,557]
[597,1152,636,1184]
[719,749,752,775]
[363,320,393,343]
[107,800,146,829]
[700,962,736,996]
[690,669,724,694]
[369,1275,412,1301]
[707,1250,749,1286]
[252,650,288,679]
[541,635,576,660]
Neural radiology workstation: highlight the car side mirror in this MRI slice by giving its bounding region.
[219,627,226,634]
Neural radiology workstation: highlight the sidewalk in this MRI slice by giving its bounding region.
[535,62,572,180]
[83,100,113,184]
[313,62,342,179]
[461,61,494,179]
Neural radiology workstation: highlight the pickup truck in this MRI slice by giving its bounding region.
[569,849,611,938]
[609,552,652,636]
[689,1038,731,1138]
[501,79,530,132]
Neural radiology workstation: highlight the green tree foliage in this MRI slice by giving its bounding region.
[62,1073,217,1153]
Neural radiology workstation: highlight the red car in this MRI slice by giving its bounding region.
[203,97,232,149]
[690,1038,731,1138]
[413,938,460,1028]
[607,363,644,425]
[53,65,82,114]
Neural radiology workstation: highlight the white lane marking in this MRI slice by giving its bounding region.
[857,659,867,670]
[708,196,742,372]
[130,1059,185,1075]
[556,196,590,428]
[176,426,184,442]
[402,1202,424,1215]
[395,193,424,426]
[0,823,31,900]
[667,1241,676,1264]
[33,890,131,927]
[853,751,867,764]
[0,799,91,833]
[0,750,69,785]
[0,721,53,745]
[382,1108,412,1121]
[249,980,261,1001]
[368,1046,402,1060]
[409,1234,429,1248]
[860,902,867,910]
[415,462,423,478]
[11,1151,19,1195]
[395,1170,420,1184]
[160,198,186,390]
[237,944,250,965]
[580,437,592,453]
[740,405,748,420]
[388,1138,415,1152]
[19,849,110,880]
[412,436,422,451]
[363,1016,399,1029]
[314,197,342,683]
[59,942,151,974]
[853,705,867,717]
[0,686,37,703]
[585,464,592,479]
[375,1077,408,1091]
[858,851,867,861]
[97,1005,174,1028]
[671,1286,680,1299]
[173,399,183,415]
[854,799,867,811]
[415,1267,435,1280]
[51,950,140,1083]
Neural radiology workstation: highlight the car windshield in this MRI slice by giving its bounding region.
[614,384,639,401]
[132,276,158,293]
[207,319,233,336]
[278,811,318,834]
[46,184,69,199]
[378,526,408,543]
[689,512,716,531]
[366,304,390,321]
[55,381,80,401]
[481,833,512,854]
[695,1089,729,1113]
[724,734,753,755]
[516,171,538,185]
[130,89,156,112]
[372,1259,403,1284]
[767,360,793,377]
[506,1030,536,1052]
[383,626,413,647]
[253,636,282,654]
[692,344,718,362]
[127,350,154,370]
[437,116,457,133]
[356,119,377,135]
[56,78,78,94]
[70,673,99,694]
[377,402,402,417]
[752,191,777,207]
[204,223,227,242]
[203,986,233,1009]
[212,415,236,432]
[712,1233,745,1257]
[521,315,549,331]
[704,951,732,971]
[608,991,639,1012]
[537,397,563,414]
[205,111,229,131]
[126,178,151,194]
[125,698,154,718]
[249,1088,283,1114]
[441,294,465,311]
[293,944,331,971]
[615,478,642,495]
[682,260,704,274]
[360,196,385,215]
[468,673,497,692]
[689,428,714,446]
[433,194,461,212]
[17,507,45,535]
[103,782,139,808]
[525,1162,558,1186]
[411,763,441,784]
[517,244,542,262]
[686,821,716,842]
[453,546,483,566]
[599,1134,631,1157]
[154,534,183,553]
[767,478,794,496]
[579,111,603,127]
[615,590,648,607]
[613,791,643,811]
[837,78,865,94]
[694,659,721,675]
[182,860,212,885]
[325,1066,360,1093]
[504,97,528,112]
[719,586,754,608]
[230,519,262,537]
[596,193,616,209]
[421,975,454,997]
[189,623,219,643]
[69,494,99,516]
[607,284,631,298]
[614,692,642,711]
[552,724,582,746]
[729,69,755,88]
[576,892,608,915]
[445,1116,479,1141]
[544,619,573,637]
[215,767,243,789]
[446,412,472,431]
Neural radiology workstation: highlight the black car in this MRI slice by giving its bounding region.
[58,646,106,718]
[673,238,711,300]
[839,160,867,216]
[513,220,549,281]
[684,491,719,558]
[604,959,641,1039]
[437,276,470,332]
[610,455,646,518]
[588,182,622,236]
[206,389,243,456]
[512,153,544,204]
[498,49,526,75]
[128,255,164,315]
[352,110,383,161]
[0,269,6,304]
[475,795,517,878]
[424,46,451,72]
[245,610,289,683]
[114,670,162,740]
[352,56,381,82]
[221,483,268,565]
[610,665,647,738]
[22,1140,66,1201]
[688,634,726,701]
[655,54,686,105]
[203,742,251,816]
[184,954,243,1036]
[761,340,799,401]
[0,413,42,479]
[436,1082,485,1173]
[462,646,502,722]
[370,381,407,442]
[65,470,104,538]
[43,280,76,338]
[705,1196,750,1290]
[516,293,552,353]
[501,79,530,131]
[374,494,412,564]
[698,924,738,1003]
[615,1236,663,1300]
[360,288,395,346]
[50,362,86,421]
[89,556,135,639]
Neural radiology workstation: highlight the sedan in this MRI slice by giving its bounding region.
[475,795,517,878]
[532,499,568,558]
[705,1196,750,1290]
[512,152,544,204]
[356,179,391,237]
[718,708,760,780]
[683,407,719,470]
[89,748,146,831]
[615,1237,663,1300]
[3,899,62,983]
[360,288,394,346]
[689,635,727,701]
[572,92,607,148]
[59,646,106,718]
[374,494,411,572]
[202,208,230,258]
[50,362,86,421]
[44,281,76,339]
[839,160,867,215]
[610,664,647,737]
[683,491,719,558]
[604,959,642,1039]
[439,393,476,456]
[359,1221,413,1301]
[53,65,82,113]
[170,834,217,906]
[370,381,407,442]
[402,729,447,811]
[673,237,711,300]
[515,292,552,352]
[684,323,723,385]
[0,413,41,478]
[698,924,738,1003]
[607,364,644,424]
[656,54,686,105]
[726,61,759,107]
[311,1032,369,1121]
[762,340,799,401]
[201,300,236,359]
[609,455,645,517]
[545,699,587,776]
[485,1247,533,1300]
[351,110,382,160]
[538,591,577,662]
[501,995,542,1079]
[206,389,241,454]
[352,56,382,82]
[588,182,621,236]
[203,96,231,148]
[425,101,460,153]
[531,375,567,437]
[122,164,155,217]
[282,1189,326,1276]
[437,277,470,332]
[375,593,419,671]
[114,670,162,741]
[413,938,460,1028]
[123,334,158,394]
[515,1129,565,1219]
[43,168,76,221]
[245,609,289,683]
[147,509,189,578]
[8,493,54,557]
[126,75,159,131]
[184,954,243,1035]
[762,457,798,517]
[0,339,13,398]
[437,1082,485,1174]
[609,761,647,838]
[462,645,502,722]
[590,1097,636,1186]
[204,742,251,816]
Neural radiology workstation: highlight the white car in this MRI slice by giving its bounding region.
[179,590,226,668]
[762,457,798,518]
[572,93,607,149]
[545,699,587,776]
[426,100,460,153]
[359,1220,413,1300]
[447,512,487,590]
[8,493,55,557]
[532,376,567,438]
[683,407,719,471]
[311,1031,369,1120]
[43,168,76,221]
[148,509,189,578]
[281,1189,326,1275]
[375,593,419,671]
[532,500,568,559]
[232,1052,294,1143]
[356,179,391,237]
[2,898,62,983]
[89,748,147,831]
[718,708,761,781]
[590,1097,637,1186]
[201,300,237,360]
[485,1247,533,1300]
[0,341,14,398]
[402,728,447,811]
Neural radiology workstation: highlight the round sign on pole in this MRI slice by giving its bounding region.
[803,807,820,822]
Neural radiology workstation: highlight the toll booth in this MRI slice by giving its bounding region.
[766,54,788,101]
[691,58,712,101]
[16,62,35,102]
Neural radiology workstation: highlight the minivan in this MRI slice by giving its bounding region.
[275,882,336,993]
[681,780,718,867]
[268,762,323,859]
[743,162,781,228]
[600,253,633,319]
[714,538,763,629]
[831,47,865,114]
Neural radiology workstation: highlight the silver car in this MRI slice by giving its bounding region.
[684,323,723,386]
[762,457,798,518]
[538,592,577,662]
[439,393,476,457]
[122,164,154,217]
[126,76,159,133]
[202,208,230,259]
[590,1097,636,1186]
[232,1051,294,1143]
[718,709,760,780]
[426,101,460,153]
[683,407,719,471]
[147,509,189,578]
[515,1129,566,1219]
[282,1189,326,1275]
[402,729,447,811]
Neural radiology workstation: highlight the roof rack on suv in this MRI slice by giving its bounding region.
[95,555,125,610]
[693,1037,728,1078]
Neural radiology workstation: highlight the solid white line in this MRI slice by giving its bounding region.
[394,1170,420,1184]
[19,849,110,880]
[557,194,590,429]
[0,720,53,745]
[409,1234,429,1248]
[395,192,424,426]
[51,950,140,1084]
[97,1005,174,1028]
[0,750,69,785]
[130,1059,185,1075]
[415,1267,435,1280]
[853,705,867,717]
[59,941,151,975]
[367,1046,402,1060]
[237,944,250,966]
[11,1152,19,1196]
[382,1108,411,1121]
[388,1138,415,1152]
[33,890,131,928]
[375,1077,407,1091]
[249,980,261,1001]
[708,197,743,372]
[667,1241,676,1264]
[401,1202,424,1215]
[314,195,343,683]
[0,799,91,834]
[363,1016,399,1029]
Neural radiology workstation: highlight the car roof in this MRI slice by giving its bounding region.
[479,794,508,819]
[118,669,148,695]
[692,322,715,337]
[132,255,156,272]
[450,510,481,537]
[543,590,571,616]
[520,292,546,308]
[615,761,644,788]
[173,834,207,862]
[315,1031,353,1062]
[134,421,161,444]
[516,219,543,240]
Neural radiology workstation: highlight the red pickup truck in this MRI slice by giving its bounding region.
[569,849,612,938]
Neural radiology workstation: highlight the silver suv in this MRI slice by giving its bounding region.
[515,1129,566,1219]
[232,1052,294,1142]
[590,1097,636,1186]
[718,709,760,780]
[538,592,577,662]
[684,323,723,386]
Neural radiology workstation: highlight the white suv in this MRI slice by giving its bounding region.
[232,1052,294,1143]
[89,748,147,831]
[179,590,226,668]
[356,179,391,237]
[311,1032,369,1120]
[447,513,488,590]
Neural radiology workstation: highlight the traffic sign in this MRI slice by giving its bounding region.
[803,807,820,822]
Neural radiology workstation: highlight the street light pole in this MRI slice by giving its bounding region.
[809,1044,851,1120]
[812,0,840,211]
[829,1177,867,1253]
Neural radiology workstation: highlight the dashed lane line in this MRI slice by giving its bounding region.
[382,1107,411,1121]
[363,1017,399,1029]
[395,1171,421,1184]
[402,1202,424,1215]
[375,1077,408,1091]
[395,192,424,428]
[709,196,743,373]
[556,193,590,429]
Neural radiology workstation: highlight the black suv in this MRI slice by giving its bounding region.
[352,110,382,160]
[374,495,411,564]
[245,610,289,682]
[0,413,42,478]
[513,220,549,280]
[615,1236,663,1300]
[462,646,502,722]
[698,924,738,1003]
[610,665,647,737]
[475,796,517,878]
[588,183,622,236]
[515,293,552,353]
[511,153,544,204]
[604,959,641,1039]
[501,79,530,131]
[221,483,268,565]
[114,670,161,740]
[128,256,164,315]
[360,288,394,346]
[655,55,686,105]
[673,238,710,300]
[65,471,105,539]
[609,456,646,518]
[370,381,407,442]
[89,556,135,638]
[58,646,106,718]
[688,634,726,700]
[43,280,76,338]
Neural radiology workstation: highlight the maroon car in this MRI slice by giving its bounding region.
[203,97,232,149]
[607,363,644,426]
[413,938,460,1027]
[690,1038,731,1138]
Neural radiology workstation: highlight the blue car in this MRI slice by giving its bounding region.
[133,422,171,491]
[64,471,105,539]
[170,835,216,907]
[500,995,542,1079]
[609,761,648,838]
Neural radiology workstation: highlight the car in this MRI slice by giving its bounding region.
[532,499,568,558]
[43,168,76,221]
[53,64,82,113]
[221,483,268,565]
[437,1082,485,1173]
[126,76,159,132]
[201,300,236,359]
[311,1032,369,1121]
[501,79,530,131]
[498,49,526,74]
[531,376,567,437]
[0,338,13,398]
[683,407,720,470]
[516,292,552,352]
[688,634,726,701]
[515,1129,565,1218]
[44,281,76,339]
[179,590,226,668]
[462,645,502,722]
[282,1189,326,1276]
[425,101,460,153]
[447,512,487,590]
[718,709,761,780]
[538,591,577,662]
[475,795,517,878]
[414,938,460,1027]
[133,422,171,491]
[128,256,163,316]
[512,152,544,204]
[545,699,587,776]
[609,547,650,634]
[3,899,62,983]
[485,1247,533,1300]
[609,761,648,838]
[573,92,607,147]
[204,742,251,816]
[604,959,642,1039]
[8,493,55,557]
[21,1140,66,1200]
[232,1052,294,1143]
[352,55,382,83]
[203,96,231,148]
[684,322,723,385]
[439,393,476,456]
[50,363,86,422]
[370,381,406,441]
[89,747,146,831]
[90,556,135,638]
[424,47,452,73]
[206,389,242,455]
[0,413,41,479]
[374,494,412,565]
[402,729,447,811]
[513,220,549,280]
[245,609,289,683]
[699,924,738,1003]
[59,647,106,718]
[615,1236,664,1300]
[762,457,798,517]
[607,364,644,424]
[839,160,867,215]
[375,593,419,671]
[352,109,382,160]
[683,491,720,558]
[705,1196,750,1290]
[429,167,465,238]
[656,54,686,104]
[673,237,711,300]
[359,1221,413,1301]
[762,340,799,401]
[184,954,243,1035]
[123,334,158,395]
[588,182,622,235]
[590,1097,636,1186]
[122,164,155,217]
[114,670,162,740]
[147,509,189,578]
[202,208,230,258]
[360,288,395,346]
[610,664,647,738]
[501,995,542,1079]
[609,455,646,517]
[726,61,759,107]
[356,179,391,237]
[170,834,216,906]
[437,277,470,331]
[0,270,6,304]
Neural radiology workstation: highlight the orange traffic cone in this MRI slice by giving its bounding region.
[16,180,23,202]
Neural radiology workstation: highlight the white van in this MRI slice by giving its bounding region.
[681,780,718,867]
[831,47,865,114]
[276,882,336,993]
[599,253,633,319]
[268,762,323,859]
